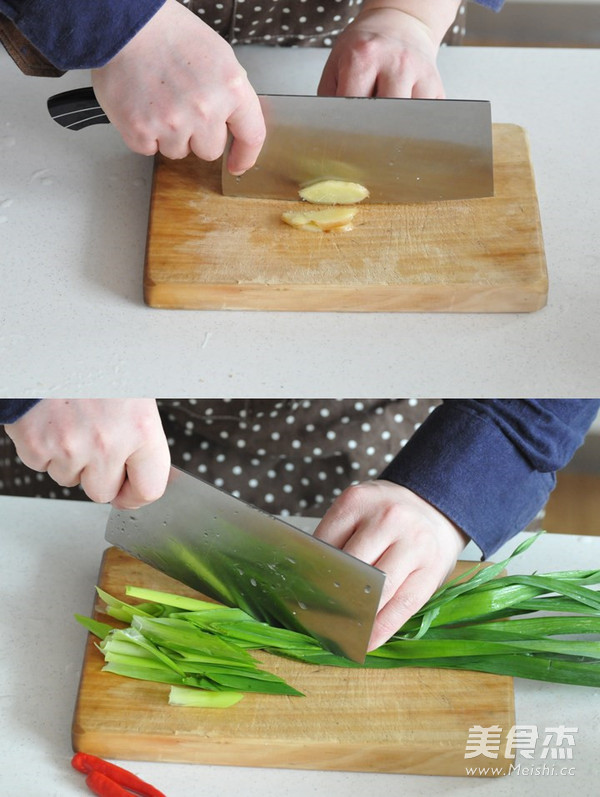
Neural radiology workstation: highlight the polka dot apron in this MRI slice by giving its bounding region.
[182,0,467,47]
[0,399,440,515]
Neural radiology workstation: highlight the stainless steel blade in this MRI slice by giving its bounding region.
[105,467,385,663]
[222,94,493,203]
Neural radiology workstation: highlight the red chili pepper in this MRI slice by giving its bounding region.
[72,753,167,797]
[85,771,132,797]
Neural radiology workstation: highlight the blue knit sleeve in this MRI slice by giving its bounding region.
[0,0,166,70]
[380,400,600,558]
[0,399,41,424]
[474,0,505,10]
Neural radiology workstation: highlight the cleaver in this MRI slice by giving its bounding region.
[105,466,385,663]
[47,88,493,202]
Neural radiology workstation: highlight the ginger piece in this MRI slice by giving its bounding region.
[298,180,370,205]
[281,206,358,233]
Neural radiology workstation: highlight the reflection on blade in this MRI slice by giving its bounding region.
[222,94,494,202]
[106,468,385,663]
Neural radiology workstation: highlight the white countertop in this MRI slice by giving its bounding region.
[2,45,600,397]
[1,495,598,795]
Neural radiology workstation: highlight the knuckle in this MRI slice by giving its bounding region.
[53,431,77,461]
[379,501,411,528]
[349,35,380,65]
[226,70,249,95]
[133,408,159,439]
[334,482,370,515]
[90,429,110,457]
[191,98,213,125]
[10,442,42,471]
[122,121,158,154]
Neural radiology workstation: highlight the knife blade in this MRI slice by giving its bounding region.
[105,467,385,663]
[46,88,493,202]
[222,94,494,203]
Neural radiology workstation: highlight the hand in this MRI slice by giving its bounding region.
[318,7,448,99]
[314,480,468,650]
[92,0,265,174]
[4,399,170,509]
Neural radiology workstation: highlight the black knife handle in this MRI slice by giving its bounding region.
[47,87,110,130]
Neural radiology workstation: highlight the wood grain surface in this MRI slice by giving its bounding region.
[144,123,546,312]
[72,547,515,776]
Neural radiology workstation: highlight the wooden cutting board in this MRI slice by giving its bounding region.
[72,547,515,776]
[144,123,546,313]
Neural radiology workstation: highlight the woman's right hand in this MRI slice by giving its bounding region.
[91,0,266,174]
[4,399,171,509]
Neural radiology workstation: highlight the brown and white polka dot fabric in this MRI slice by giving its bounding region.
[157,399,440,515]
[0,399,440,513]
[181,0,467,47]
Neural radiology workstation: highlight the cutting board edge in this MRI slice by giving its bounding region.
[144,278,548,313]
[71,728,514,777]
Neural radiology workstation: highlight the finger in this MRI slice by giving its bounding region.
[335,497,419,568]
[46,460,84,489]
[313,511,358,550]
[79,462,127,504]
[313,488,366,548]
[368,567,443,650]
[112,440,171,510]
[225,94,266,175]
[371,538,426,607]
[411,75,446,100]
[113,123,159,157]
[317,63,338,97]
[335,64,378,97]
[189,123,229,163]
[5,441,49,473]
[157,137,192,161]
[374,69,418,99]
[155,127,194,161]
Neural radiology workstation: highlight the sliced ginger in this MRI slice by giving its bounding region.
[281,206,358,233]
[298,180,370,205]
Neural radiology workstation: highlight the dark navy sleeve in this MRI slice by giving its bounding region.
[0,399,41,424]
[474,0,505,10]
[380,399,600,558]
[0,0,166,70]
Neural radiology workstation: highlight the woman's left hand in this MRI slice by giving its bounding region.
[317,7,446,99]
[313,480,469,650]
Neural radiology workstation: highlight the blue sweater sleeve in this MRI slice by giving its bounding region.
[380,399,600,558]
[0,398,41,424]
[0,0,166,70]
[475,0,505,10]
